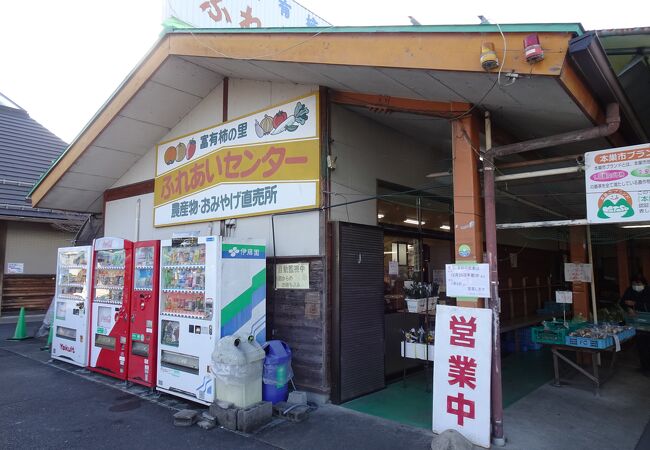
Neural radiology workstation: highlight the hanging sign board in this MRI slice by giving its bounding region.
[276,263,310,289]
[585,143,650,224]
[163,0,331,30]
[433,305,492,448]
[153,93,320,227]
[445,264,490,298]
[564,263,592,283]
[555,291,573,304]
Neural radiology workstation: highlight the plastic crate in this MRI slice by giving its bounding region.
[616,327,636,341]
[565,335,613,349]
[531,322,588,345]
[626,312,650,332]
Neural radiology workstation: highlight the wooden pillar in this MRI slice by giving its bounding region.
[452,115,483,307]
[569,226,590,319]
[617,239,629,297]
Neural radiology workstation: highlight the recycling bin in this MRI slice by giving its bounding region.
[262,340,293,404]
[212,335,265,408]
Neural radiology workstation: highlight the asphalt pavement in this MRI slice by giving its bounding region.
[0,322,433,450]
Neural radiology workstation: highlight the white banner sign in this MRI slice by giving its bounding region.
[154,181,316,226]
[433,305,492,448]
[564,263,592,283]
[164,0,331,30]
[445,264,490,298]
[555,291,573,304]
[585,143,650,224]
[276,262,309,289]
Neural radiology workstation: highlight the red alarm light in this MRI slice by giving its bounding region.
[524,33,544,63]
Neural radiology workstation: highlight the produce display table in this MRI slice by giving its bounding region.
[549,340,624,396]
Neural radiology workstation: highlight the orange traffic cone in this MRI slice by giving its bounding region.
[8,307,31,341]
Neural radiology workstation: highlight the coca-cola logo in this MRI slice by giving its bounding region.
[60,343,75,353]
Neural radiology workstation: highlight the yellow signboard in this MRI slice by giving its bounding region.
[153,93,320,227]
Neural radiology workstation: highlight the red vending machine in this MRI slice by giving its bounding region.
[128,240,160,388]
[88,237,134,380]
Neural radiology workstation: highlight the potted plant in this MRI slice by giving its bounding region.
[404,281,437,313]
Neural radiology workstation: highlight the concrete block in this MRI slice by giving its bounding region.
[173,409,199,427]
[431,430,475,450]
[201,411,217,426]
[272,402,310,422]
[209,403,238,431]
[237,401,272,433]
[197,420,215,430]
[287,390,308,404]
[215,400,233,409]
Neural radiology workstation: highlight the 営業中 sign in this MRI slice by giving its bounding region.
[276,263,309,289]
[564,263,593,283]
[433,305,492,448]
[154,93,320,227]
[585,143,650,224]
[445,264,490,298]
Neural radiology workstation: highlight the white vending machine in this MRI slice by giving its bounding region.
[157,235,266,405]
[51,246,93,366]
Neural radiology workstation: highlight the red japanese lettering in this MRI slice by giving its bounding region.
[261,146,286,177]
[200,0,231,23]
[446,392,475,426]
[449,315,477,348]
[448,355,477,389]
[239,149,262,177]
[239,6,262,28]
[224,151,242,178]
[161,175,173,200]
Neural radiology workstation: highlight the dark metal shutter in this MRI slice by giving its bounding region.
[336,222,385,402]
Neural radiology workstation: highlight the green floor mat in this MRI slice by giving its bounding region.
[342,349,555,430]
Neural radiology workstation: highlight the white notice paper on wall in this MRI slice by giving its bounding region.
[7,263,24,274]
[564,263,593,283]
[389,261,399,276]
[433,305,492,448]
[555,291,573,304]
[445,264,490,298]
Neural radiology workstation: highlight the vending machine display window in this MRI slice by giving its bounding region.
[95,334,116,350]
[161,350,199,375]
[131,342,150,357]
[56,326,77,341]
[161,320,180,347]
[161,244,210,320]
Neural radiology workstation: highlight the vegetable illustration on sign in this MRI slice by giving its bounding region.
[255,101,310,138]
[164,140,198,166]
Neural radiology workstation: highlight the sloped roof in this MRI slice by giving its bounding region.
[0,99,84,221]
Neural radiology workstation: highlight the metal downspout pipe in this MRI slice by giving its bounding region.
[493,103,621,158]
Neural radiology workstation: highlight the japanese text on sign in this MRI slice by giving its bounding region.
[585,144,650,224]
[164,0,331,30]
[564,263,593,283]
[433,305,492,448]
[276,263,310,289]
[154,93,319,227]
[445,264,490,298]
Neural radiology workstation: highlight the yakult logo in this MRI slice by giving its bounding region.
[60,343,75,353]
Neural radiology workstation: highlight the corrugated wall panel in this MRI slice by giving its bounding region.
[338,223,385,402]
